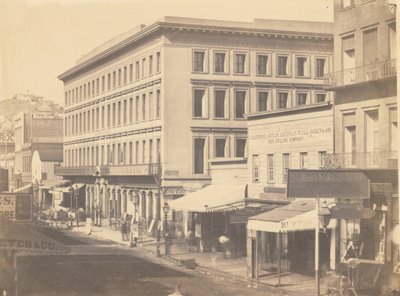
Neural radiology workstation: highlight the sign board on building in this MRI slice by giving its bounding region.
[0,193,32,221]
[287,170,370,199]
[162,186,184,196]
[0,132,14,143]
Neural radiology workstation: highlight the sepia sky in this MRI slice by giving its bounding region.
[0,0,333,105]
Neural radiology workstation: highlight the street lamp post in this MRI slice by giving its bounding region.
[163,202,170,256]
[315,199,332,296]
[68,186,74,227]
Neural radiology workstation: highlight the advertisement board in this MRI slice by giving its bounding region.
[0,193,32,221]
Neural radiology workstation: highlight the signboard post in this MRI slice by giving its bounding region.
[0,194,32,221]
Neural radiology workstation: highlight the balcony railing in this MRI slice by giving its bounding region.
[324,58,396,89]
[323,151,397,169]
[55,163,162,177]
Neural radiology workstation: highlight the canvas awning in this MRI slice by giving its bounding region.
[248,200,334,233]
[169,184,247,213]
[12,183,32,193]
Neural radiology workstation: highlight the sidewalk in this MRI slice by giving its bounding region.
[73,224,319,295]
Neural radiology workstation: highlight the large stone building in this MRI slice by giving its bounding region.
[57,17,334,235]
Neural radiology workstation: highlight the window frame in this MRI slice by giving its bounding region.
[282,153,290,184]
[256,52,271,76]
[256,89,270,112]
[315,92,327,103]
[233,51,249,75]
[267,154,274,183]
[296,91,309,106]
[213,50,229,74]
[295,55,311,78]
[315,57,328,79]
[214,137,227,158]
[277,91,289,109]
[214,88,229,119]
[192,49,208,73]
[252,154,259,182]
[192,88,208,119]
[234,89,248,119]
[276,54,291,77]
[235,138,246,158]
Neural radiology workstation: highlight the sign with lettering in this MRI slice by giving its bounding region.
[0,132,14,143]
[0,194,32,221]
[162,186,184,196]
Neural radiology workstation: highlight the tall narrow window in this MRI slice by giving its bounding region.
[343,113,356,162]
[252,155,259,182]
[102,76,105,92]
[112,71,116,88]
[135,61,140,80]
[282,153,290,183]
[129,142,133,164]
[107,73,111,90]
[389,23,397,60]
[149,139,153,164]
[277,56,288,76]
[363,28,378,65]
[318,151,327,168]
[214,52,226,73]
[117,102,121,125]
[129,64,133,82]
[135,96,139,122]
[193,89,206,118]
[300,152,308,169]
[342,35,355,83]
[257,91,268,112]
[193,51,205,72]
[235,90,246,119]
[123,66,127,84]
[365,110,379,152]
[296,57,308,77]
[156,90,161,118]
[156,139,161,163]
[149,92,154,120]
[267,154,274,183]
[149,55,153,75]
[215,90,226,118]
[297,93,307,106]
[142,58,146,78]
[142,94,146,121]
[278,92,288,109]
[142,140,146,164]
[135,141,139,164]
[234,53,246,74]
[194,138,205,174]
[235,138,246,157]
[129,98,133,123]
[390,108,398,152]
[316,58,326,78]
[107,105,111,127]
[112,103,116,126]
[156,52,161,73]
[215,139,226,158]
[96,78,100,94]
[257,54,269,75]
[123,100,127,124]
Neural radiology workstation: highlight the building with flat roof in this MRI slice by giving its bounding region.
[57,16,333,237]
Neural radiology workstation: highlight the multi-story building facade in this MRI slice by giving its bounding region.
[13,113,63,189]
[321,0,398,289]
[57,16,334,234]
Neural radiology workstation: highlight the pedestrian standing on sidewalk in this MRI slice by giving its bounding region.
[120,215,127,241]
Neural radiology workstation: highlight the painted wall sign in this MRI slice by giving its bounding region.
[0,194,32,221]
[0,132,14,143]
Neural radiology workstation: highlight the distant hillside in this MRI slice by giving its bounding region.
[0,98,63,120]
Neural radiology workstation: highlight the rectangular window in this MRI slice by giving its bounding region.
[278,92,288,109]
[277,56,289,76]
[148,139,153,164]
[215,138,226,158]
[194,138,205,174]
[101,76,105,92]
[112,71,116,88]
[267,154,274,183]
[156,52,161,73]
[234,53,246,74]
[135,61,140,80]
[129,142,133,164]
[214,52,226,73]
[193,51,205,72]
[215,90,226,118]
[129,98,133,123]
[193,89,206,118]
[300,152,308,169]
[101,106,105,128]
[142,140,146,163]
[390,108,398,152]
[156,90,161,118]
[123,66,127,84]
[156,138,161,163]
[129,64,133,82]
[96,107,99,129]
[142,58,146,77]
[318,151,327,168]
[117,101,121,125]
[107,73,111,90]
[297,93,307,106]
[149,92,154,120]
[112,103,116,126]
[142,94,146,121]
[316,58,326,78]
[282,153,290,184]
[252,155,259,182]
[88,82,91,97]
[149,55,153,75]
[389,23,397,60]
[365,110,379,152]
[343,114,356,162]
[257,91,268,112]
[235,138,246,157]
[83,84,87,99]
[257,54,269,75]
[316,93,326,103]
[135,141,139,164]
[363,28,378,64]
[107,105,111,127]
[123,100,127,124]
[235,90,246,119]
[96,78,99,94]
[135,96,139,122]
[296,57,308,77]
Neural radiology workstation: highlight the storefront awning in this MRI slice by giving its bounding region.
[12,183,32,193]
[169,184,247,213]
[248,200,333,233]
